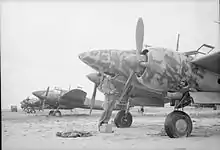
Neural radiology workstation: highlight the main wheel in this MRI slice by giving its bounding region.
[213,105,217,110]
[30,109,36,114]
[164,110,192,138]
[26,108,31,113]
[114,110,133,128]
[54,110,62,117]
[49,110,55,116]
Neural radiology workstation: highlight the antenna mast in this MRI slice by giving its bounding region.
[176,33,180,51]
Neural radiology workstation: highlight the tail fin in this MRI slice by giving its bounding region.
[61,89,87,105]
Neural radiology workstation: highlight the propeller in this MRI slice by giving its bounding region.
[90,83,98,115]
[41,86,50,111]
[118,17,146,103]
[124,17,148,73]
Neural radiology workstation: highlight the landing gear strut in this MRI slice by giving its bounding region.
[48,110,62,117]
[48,102,62,117]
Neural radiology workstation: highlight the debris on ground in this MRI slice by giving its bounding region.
[145,128,167,136]
[56,130,93,138]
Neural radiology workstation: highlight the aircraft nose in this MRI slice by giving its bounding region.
[86,73,101,85]
[32,91,45,98]
[78,52,86,62]
[78,50,111,72]
[78,51,96,65]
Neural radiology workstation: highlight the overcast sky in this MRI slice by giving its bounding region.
[1,0,219,109]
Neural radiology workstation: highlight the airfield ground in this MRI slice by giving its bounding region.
[2,107,220,150]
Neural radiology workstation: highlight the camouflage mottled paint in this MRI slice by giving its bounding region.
[87,72,165,99]
[79,47,220,93]
[79,49,135,77]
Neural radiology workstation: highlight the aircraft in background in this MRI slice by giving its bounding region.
[32,86,120,116]
[78,17,220,138]
[20,97,46,113]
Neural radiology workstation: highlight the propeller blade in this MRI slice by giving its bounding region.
[90,83,98,115]
[136,17,144,56]
[42,86,50,111]
[45,86,50,97]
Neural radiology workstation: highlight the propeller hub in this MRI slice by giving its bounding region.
[124,53,148,73]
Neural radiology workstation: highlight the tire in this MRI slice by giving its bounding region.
[213,105,217,110]
[49,110,55,116]
[26,108,31,113]
[30,109,36,114]
[54,110,62,117]
[114,110,133,128]
[164,110,192,138]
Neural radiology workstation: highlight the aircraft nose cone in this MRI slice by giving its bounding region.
[86,73,101,85]
[78,51,97,65]
[32,91,45,98]
[78,52,87,62]
[79,50,111,72]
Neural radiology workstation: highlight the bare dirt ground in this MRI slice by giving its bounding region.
[2,107,220,150]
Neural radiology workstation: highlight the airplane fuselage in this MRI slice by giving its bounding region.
[79,47,220,93]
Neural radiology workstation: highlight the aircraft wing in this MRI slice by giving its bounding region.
[190,51,220,74]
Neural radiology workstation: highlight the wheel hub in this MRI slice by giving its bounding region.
[175,119,187,133]
[55,111,60,116]
[121,116,128,124]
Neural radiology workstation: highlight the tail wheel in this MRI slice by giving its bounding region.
[114,110,133,128]
[165,110,192,138]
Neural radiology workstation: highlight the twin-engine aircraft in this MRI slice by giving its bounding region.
[31,87,119,116]
[78,17,220,138]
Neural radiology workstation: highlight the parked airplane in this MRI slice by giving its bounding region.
[78,17,220,138]
[32,87,120,116]
[20,97,45,113]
